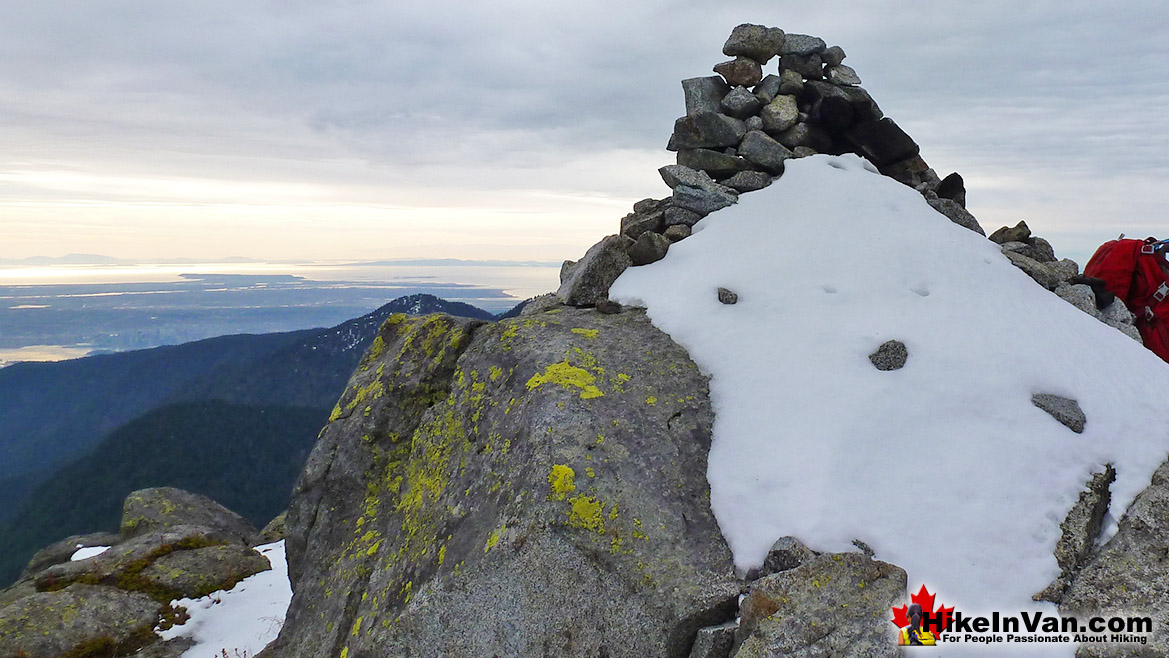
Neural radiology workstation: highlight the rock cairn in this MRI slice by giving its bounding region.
[555,23,1142,346]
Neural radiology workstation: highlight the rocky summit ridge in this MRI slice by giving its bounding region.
[3,23,1169,658]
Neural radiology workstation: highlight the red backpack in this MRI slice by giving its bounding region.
[1084,237,1169,363]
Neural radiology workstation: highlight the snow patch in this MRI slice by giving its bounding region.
[69,545,110,561]
[610,154,1169,655]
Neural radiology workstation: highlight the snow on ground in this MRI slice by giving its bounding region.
[69,545,110,561]
[158,540,292,657]
[610,154,1169,655]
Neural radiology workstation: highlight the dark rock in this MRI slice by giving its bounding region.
[779,33,827,56]
[259,510,287,544]
[737,130,792,174]
[121,487,256,545]
[659,164,715,191]
[633,197,663,214]
[825,64,861,86]
[665,206,705,227]
[676,149,752,179]
[689,622,736,658]
[272,309,740,657]
[719,86,762,119]
[1028,236,1057,263]
[672,185,737,216]
[1002,240,1052,264]
[791,146,818,158]
[681,76,731,116]
[594,299,623,314]
[717,288,738,305]
[927,198,985,236]
[1031,393,1086,434]
[556,235,635,307]
[1060,458,1169,655]
[713,56,763,87]
[935,172,966,207]
[869,340,908,371]
[1005,251,1061,290]
[761,536,816,575]
[0,584,161,658]
[822,45,846,66]
[722,24,785,64]
[777,69,803,95]
[621,210,665,241]
[21,531,121,580]
[881,154,933,189]
[813,95,855,130]
[629,232,671,266]
[779,52,823,80]
[744,115,763,132]
[138,544,270,599]
[989,220,1031,244]
[560,260,576,285]
[722,170,773,192]
[844,118,920,168]
[663,224,692,242]
[774,123,833,152]
[752,74,781,103]
[759,95,799,135]
[735,552,904,657]
[671,112,747,150]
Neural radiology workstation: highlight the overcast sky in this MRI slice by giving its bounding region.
[2,1,1167,265]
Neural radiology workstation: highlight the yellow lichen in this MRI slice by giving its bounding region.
[571,327,599,339]
[645,395,657,405]
[485,524,506,553]
[585,467,595,478]
[526,361,603,399]
[567,495,605,533]
[548,464,576,500]
[489,365,503,381]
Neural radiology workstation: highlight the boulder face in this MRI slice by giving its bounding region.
[273,308,740,657]
[121,486,257,544]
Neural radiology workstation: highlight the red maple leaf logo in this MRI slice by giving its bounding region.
[891,584,955,634]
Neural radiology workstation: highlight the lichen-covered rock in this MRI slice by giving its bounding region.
[630,231,671,266]
[0,583,161,658]
[138,544,271,599]
[271,309,739,658]
[722,24,785,64]
[660,164,718,191]
[720,85,763,119]
[677,148,753,179]
[259,510,288,544]
[672,112,748,150]
[556,235,634,306]
[778,34,826,56]
[927,197,985,236]
[1061,458,1169,655]
[121,487,256,544]
[722,170,773,193]
[733,552,904,657]
[714,56,764,87]
[989,220,1031,244]
[738,130,792,174]
[825,64,861,86]
[20,531,121,580]
[682,76,731,116]
[672,184,738,216]
[759,95,799,135]
[664,224,692,242]
[1004,250,1061,290]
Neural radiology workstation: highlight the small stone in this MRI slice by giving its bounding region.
[868,340,908,371]
[777,69,804,95]
[664,207,703,227]
[663,224,691,242]
[676,149,752,179]
[821,45,846,66]
[633,197,662,214]
[762,536,817,575]
[671,112,747,150]
[779,52,822,80]
[778,33,826,56]
[681,76,730,115]
[1055,283,1098,316]
[774,123,833,152]
[1032,393,1087,434]
[671,184,737,216]
[1050,259,1080,283]
[759,94,799,134]
[722,170,773,192]
[719,85,763,119]
[1004,251,1061,290]
[713,56,763,87]
[688,622,737,658]
[629,231,671,266]
[717,287,738,305]
[927,198,985,236]
[1028,236,1057,263]
[989,220,1031,244]
[619,209,665,241]
[752,74,781,103]
[791,146,818,158]
[594,299,622,314]
[722,23,785,64]
[737,130,792,174]
[935,172,966,207]
[658,164,716,190]
[744,115,763,132]
[825,64,861,86]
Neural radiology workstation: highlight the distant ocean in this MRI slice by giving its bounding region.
[0,260,561,366]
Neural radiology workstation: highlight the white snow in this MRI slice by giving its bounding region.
[157,540,293,657]
[69,545,110,561]
[609,154,1169,655]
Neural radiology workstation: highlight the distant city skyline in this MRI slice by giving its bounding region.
[2,2,1167,267]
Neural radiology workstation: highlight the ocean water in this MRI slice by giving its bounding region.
[0,261,560,366]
